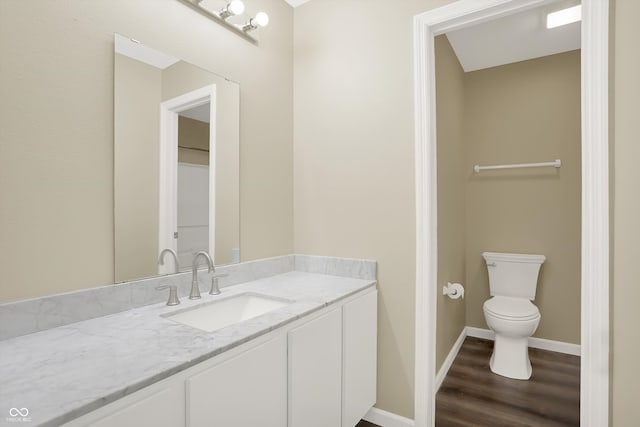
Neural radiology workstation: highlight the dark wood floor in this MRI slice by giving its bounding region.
[356,421,380,427]
[436,337,580,426]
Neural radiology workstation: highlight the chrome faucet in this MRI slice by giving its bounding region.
[158,248,180,273]
[191,251,214,299]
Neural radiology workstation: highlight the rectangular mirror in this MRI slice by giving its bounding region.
[114,34,240,283]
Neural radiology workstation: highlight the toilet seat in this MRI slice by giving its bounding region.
[483,296,540,321]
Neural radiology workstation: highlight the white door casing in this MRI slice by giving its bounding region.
[413,1,609,426]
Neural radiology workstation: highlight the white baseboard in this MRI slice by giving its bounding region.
[363,407,415,427]
[465,326,494,340]
[526,335,581,356]
[434,327,466,391]
[465,326,581,356]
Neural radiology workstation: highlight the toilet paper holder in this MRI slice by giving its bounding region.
[443,282,465,299]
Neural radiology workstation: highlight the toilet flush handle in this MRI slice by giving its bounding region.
[487,262,497,267]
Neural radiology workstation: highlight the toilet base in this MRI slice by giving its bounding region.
[489,334,532,380]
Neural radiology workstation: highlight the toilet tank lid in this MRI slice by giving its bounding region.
[482,252,546,264]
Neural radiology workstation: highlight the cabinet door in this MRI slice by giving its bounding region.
[186,335,287,427]
[343,290,378,427]
[288,309,342,427]
[82,383,184,427]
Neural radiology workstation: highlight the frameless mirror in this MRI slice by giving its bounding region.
[114,34,240,283]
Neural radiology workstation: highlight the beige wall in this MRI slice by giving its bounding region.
[612,0,640,424]
[293,0,454,418]
[434,36,467,370]
[0,0,293,302]
[464,50,582,344]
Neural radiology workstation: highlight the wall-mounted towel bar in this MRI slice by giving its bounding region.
[473,159,561,173]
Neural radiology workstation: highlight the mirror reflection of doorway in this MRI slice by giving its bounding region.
[177,105,211,270]
[114,33,241,283]
[158,84,216,276]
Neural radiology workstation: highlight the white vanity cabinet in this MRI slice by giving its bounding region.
[288,308,342,427]
[64,335,286,427]
[288,289,378,427]
[188,335,287,427]
[64,288,377,427]
[342,290,378,427]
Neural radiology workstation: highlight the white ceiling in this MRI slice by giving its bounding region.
[445,1,581,72]
[284,0,311,7]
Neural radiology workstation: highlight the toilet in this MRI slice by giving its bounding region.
[482,251,545,380]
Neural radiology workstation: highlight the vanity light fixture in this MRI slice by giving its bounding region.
[242,12,269,32]
[546,4,582,29]
[178,0,268,42]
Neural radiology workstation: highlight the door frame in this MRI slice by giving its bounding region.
[413,1,609,425]
[158,84,217,274]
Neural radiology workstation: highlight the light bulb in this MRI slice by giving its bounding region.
[242,11,270,32]
[228,0,245,16]
[253,12,269,27]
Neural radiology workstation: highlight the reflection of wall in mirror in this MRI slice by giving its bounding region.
[114,54,161,282]
[114,55,240,282]
[178,116,209,165]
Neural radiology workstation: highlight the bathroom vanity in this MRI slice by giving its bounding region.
[0,256,377,427]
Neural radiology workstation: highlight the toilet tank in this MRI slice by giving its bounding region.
[482,252,545,300]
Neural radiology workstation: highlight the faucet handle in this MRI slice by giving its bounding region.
[156,285,180,306]
[209,273,228,295]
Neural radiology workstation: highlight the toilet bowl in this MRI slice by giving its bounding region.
[483,296,540,379]
[482,252,545,380]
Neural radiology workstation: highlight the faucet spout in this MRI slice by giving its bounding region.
[158,248,180,274]
[190,251,214,300]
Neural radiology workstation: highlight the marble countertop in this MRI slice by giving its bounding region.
[0,271,375,427]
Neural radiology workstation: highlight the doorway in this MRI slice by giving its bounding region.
[413,0,609,426]
[158,85,217,275]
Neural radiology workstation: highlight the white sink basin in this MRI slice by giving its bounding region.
[163,293,293,332]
